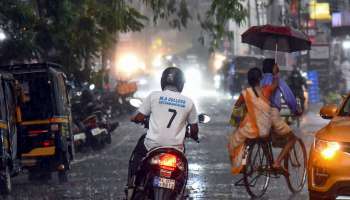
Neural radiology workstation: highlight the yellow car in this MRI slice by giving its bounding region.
[308,97,350,200]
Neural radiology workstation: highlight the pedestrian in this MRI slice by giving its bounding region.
[228,67,278,174]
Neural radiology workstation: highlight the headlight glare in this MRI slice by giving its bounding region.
[315,139,340,160]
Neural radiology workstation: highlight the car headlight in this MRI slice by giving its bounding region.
[116,53,145,78]
[314,139,340,160]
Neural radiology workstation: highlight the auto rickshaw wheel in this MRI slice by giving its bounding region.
[40,171,52,182]
[0,165,11,195]
[58,170,68,183]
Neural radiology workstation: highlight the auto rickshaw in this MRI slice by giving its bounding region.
[1,63,73,182]
[0,71,21,194]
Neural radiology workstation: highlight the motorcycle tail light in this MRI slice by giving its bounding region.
[39,140,54,147]
[150,153,185,172]
[159,153,177,171]
[84,117,97,128]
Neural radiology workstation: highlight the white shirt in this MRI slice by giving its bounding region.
[138,89,198,150]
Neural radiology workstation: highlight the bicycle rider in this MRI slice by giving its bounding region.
[261,58,300,170]
[229,67,278,174]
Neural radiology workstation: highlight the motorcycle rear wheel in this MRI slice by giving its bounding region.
[131,189,146,200]
[153,188,175,200]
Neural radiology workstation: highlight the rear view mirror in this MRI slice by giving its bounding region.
[320,104,337,119]
[198,114,211,124]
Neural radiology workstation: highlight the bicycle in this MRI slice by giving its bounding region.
[235,135,307,198]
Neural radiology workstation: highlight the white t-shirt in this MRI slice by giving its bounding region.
[138,89,198,150]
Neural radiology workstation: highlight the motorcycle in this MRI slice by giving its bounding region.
[126,98,210,200]
[71,85,119,152]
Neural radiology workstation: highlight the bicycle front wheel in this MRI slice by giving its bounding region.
[284,137,307,193]
[243,142,270,198]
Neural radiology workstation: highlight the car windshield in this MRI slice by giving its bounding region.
[339,98,350,116]
[18,72,54,121]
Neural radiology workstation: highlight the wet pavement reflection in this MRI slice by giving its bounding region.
[6,96,327,199]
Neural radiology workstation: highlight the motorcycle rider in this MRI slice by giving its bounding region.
[127,67,199,191]
[261,59,299,170]
[288,65,308,112]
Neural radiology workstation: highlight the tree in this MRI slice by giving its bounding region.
[0,0,40,63]
[141,0,247,50]
[0,0,247,81]
[0,0,147,81]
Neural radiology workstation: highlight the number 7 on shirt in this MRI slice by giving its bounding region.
[167,109,177,128]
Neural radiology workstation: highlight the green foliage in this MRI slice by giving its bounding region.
[140,0,247,50]
[199,0,247,51]
[0,0,147,81]
[0,0,40,62]
[141,0,191,29]
[0,0,246,81]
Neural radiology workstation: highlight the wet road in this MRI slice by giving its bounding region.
[6,96,328,200]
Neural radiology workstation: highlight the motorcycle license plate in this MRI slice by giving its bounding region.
[153,176,175,190]
[74,133,86,141]
[91,128,103,136]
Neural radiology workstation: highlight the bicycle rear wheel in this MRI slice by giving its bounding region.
[243,142,270,198]
[284,138,307,193]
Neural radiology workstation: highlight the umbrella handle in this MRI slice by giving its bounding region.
[275,42,278,62]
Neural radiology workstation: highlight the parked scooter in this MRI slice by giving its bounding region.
[126,98,210,199]
[71,84,119,152]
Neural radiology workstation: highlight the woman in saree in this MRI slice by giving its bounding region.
[228,67,278,174]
